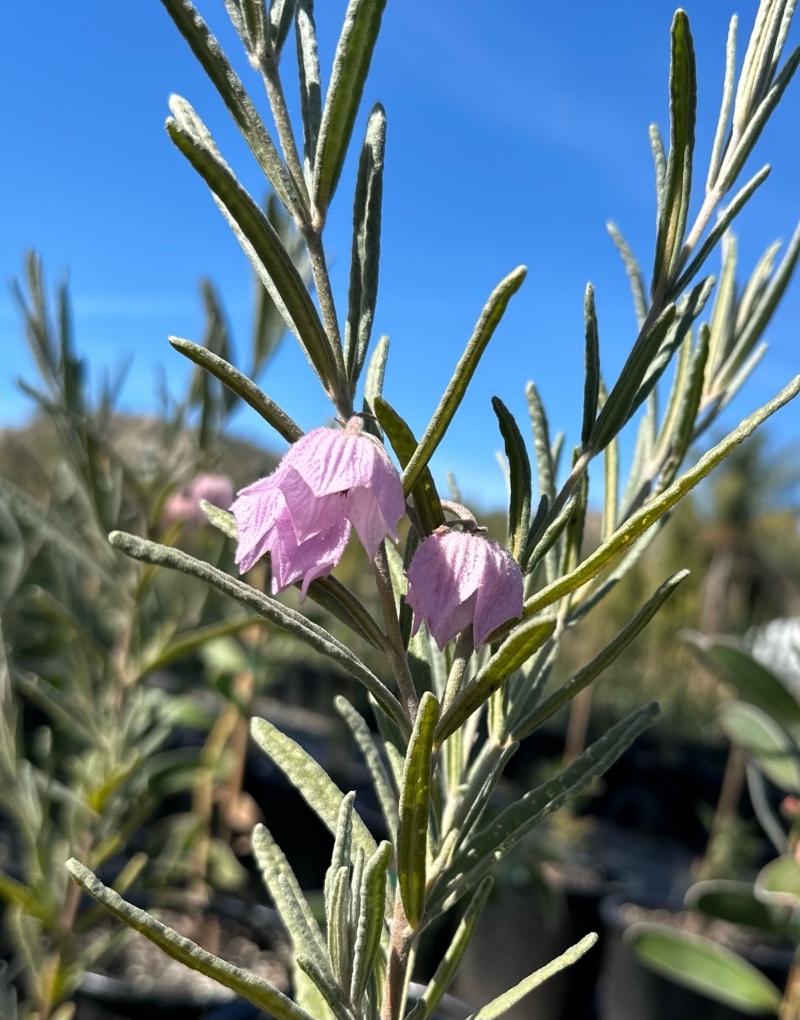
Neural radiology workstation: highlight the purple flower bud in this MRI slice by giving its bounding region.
[405,529,523,649]
[231,418,404,595]
[164,473,233,524]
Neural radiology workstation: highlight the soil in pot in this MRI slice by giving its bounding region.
[598,893,792,1020]
[74,900,291,1020]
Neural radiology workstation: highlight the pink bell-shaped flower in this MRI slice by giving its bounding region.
[231,417,404,596]
[164,473,233,524]
[405,527,523,649]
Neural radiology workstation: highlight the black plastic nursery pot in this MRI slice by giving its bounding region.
[598,892,792,1020]
[452,874,605,1020]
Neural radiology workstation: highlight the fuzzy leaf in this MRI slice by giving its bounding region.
[345,104,386,385]
[313,0,387,214]
[524,376,800,620]
[398,692,439,928]
[374,396,444,536]
[514,571,687,740]
[436,618,556,744]
[166,100,335,387]
[491,397,532,563]
[169,336,304,442]
[109,531,408,732]
[66,859,313,1020]
[402,268,527,494]
[472,933,598,1020]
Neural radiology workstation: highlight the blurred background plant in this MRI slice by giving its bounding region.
[0,217,305,1018]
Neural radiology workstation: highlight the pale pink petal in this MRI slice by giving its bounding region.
[277,466,347,543]
[232,481,286,573]
[405,529,523,650]
[345,487,395,561]
[283,424,404,555]
[472,543,524,648]
[268,512,351,597]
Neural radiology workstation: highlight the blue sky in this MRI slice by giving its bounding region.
[0,0,798,508]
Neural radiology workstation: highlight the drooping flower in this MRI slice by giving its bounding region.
[231,417,404,596]
[164,473,234,524]
[405,528,523,649]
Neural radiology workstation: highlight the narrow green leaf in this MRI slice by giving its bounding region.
[109,531,409,732]
[719,218,800,387]
[362,334,389,436]
[409,877,494,1020]
[491,397,532,562]
[166,99,336,388]
[525,382,555,502]
[66,859,313,1020]
[451,742,519,839]
[402,268,527,494]
[200,500,238,539]
[350,840,392,1003]
[686,636,800,728]
[335,696,399,843]
[590,302,676,453]
[628,923,781,1015]
[581,284,601,446]
[294,952,351,1020]
[707,15,738,191]
[719,46,800,194]
[607,223,648,328]
[327,866,352,990]
[473,934,598,1020]
[268,0,299,55]
[345,104,386,385]
[169,336,304,443]
[325,792,355,921]
[719,700,800,793]
[295,0,322,180]
[432,704,659,913]
[663,322,710,472]
[670,165,770,300]
[523,376,800,620]
[374,396,444,536]
[436,618,556,744]
[252,823,327,966]
[631,276,714,422]
[398,692,439,928]
[513,571,687,740]
[649,123,667,221]
[521,485,580,575]
[158,0,303,219]
[251,716,377,859]
[313,0,388,214]
[652,10,696,292]
[602,423,619,542]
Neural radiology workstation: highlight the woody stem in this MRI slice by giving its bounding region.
[373,542,419,722]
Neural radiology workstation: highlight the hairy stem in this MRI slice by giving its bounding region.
[257,52,310,219]
[373,544,418,721]
[304,226,351,414]
[381,890,414,1020]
